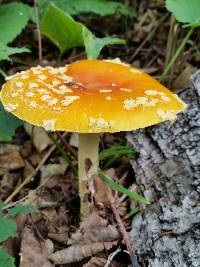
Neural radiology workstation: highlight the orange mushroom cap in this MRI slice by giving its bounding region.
[0,59,187,133]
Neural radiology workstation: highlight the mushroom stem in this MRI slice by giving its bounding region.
[78,133,100,217]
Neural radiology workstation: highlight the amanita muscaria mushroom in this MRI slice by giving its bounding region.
[0,59,187,215]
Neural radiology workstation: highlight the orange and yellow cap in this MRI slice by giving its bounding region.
[0,59,187,133]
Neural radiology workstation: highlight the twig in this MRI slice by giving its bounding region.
[33,0,42,63]
[3,175,53,210]
[160,27,194,82]
[165,15,176,66]
[4,132,69,204]
[105,247,121,267]
[4,145,56,204]
[111,204,139,267]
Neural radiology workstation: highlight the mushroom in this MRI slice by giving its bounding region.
[0,59,187,216]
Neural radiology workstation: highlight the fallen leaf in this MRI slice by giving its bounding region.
[0,173,20,200]
[48,232,68,244]
[49,241,116,264]
[0,145,24,175]
[22,160,34,179]
[68,212,120,245]
[24,123,52,152]
[20,227,54,267]
[173,65,192,91]
[28,151,42,166]
[41,164,67,181]
[93,175,114,206]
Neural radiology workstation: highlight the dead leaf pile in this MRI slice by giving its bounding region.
[20,227,54,267]
[0,144,24,199]
[49,212,120,265]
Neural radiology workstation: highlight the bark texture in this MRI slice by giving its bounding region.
[127,71,200,267]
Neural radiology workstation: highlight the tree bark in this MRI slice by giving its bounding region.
[126,71,200,267]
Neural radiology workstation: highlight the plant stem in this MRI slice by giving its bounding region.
[0,68,7,79]
[78,133,100,217]
[33,0,42,63]
[111,204,139,267]
[160,27,194,82]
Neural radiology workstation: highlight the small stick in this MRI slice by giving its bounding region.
[3,175,53,210]
[111,203,139,267]
[33,0,42,63]
[4,133,68,204]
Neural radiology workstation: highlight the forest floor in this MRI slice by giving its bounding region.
[0,0,199,266]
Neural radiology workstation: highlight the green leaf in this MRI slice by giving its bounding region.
[38,0,134,17]
[99,145,136,160]
[0,43,30,62]
[82,27,125,59]
[124,207,139,219]
[41,4,126,58]
[0,249,15,267]
[41,5,83,54]
[0,102,23,142]
[99,171,149,204]
[0,2,32,45]
[0,217,17,242]
[8,204,38,216]
[166,0,200,25]
[0,203,5,211]
[100,144,137,169]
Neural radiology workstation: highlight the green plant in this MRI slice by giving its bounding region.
[0,2,32,63]
[0,2,33,141]
[41,4,126,58]
[38,0,134,17]
[0,44,29,63]
[0,203,37,267]
[166,0,200,26]
[0,102,23,142]
[99,144,137,169]
[160,0,200,81]
[98,171,149,204]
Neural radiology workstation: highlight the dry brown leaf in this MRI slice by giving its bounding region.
[83,257,107,267]
[93,175,114,206]
[49,241,117,264]
[20,227,54,267]
[24,123,52,152]
[29,151,42,166]
[0,172,20,200]
[68,212,120,245]
[23,160,34,179]
[40,164,67,181]
[0,145,24,175]
[173,65,192,91]
[48,232,68,244]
